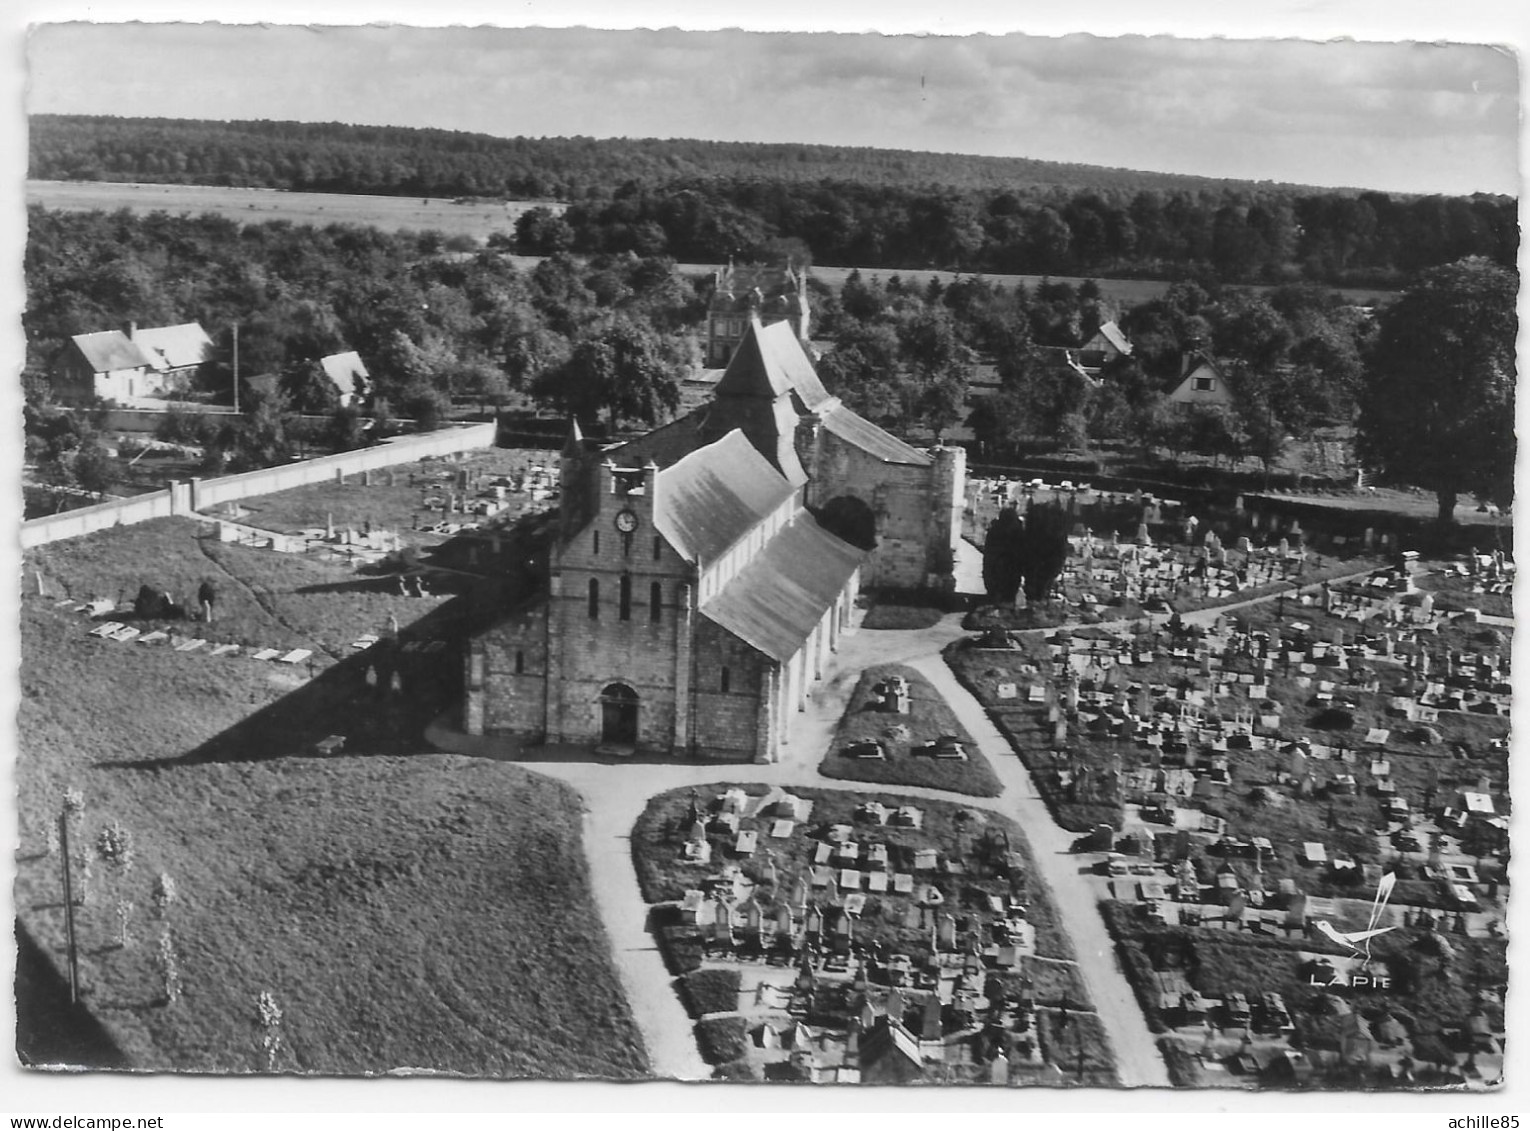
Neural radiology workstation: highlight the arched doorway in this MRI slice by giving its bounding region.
[816,495,878,551]
[599,683,639,745]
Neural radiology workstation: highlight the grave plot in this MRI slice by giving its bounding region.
[1104,898,1507,1090]
[965,480,1383,630]
[818,663,1002,797]
[950,557,1509,1090]
[631,784,1112,1085]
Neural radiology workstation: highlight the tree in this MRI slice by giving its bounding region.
[1357,257,1518,523]
[982,506,1025,605]
[1015,502,1072,603]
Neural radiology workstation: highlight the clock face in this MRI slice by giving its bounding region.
[614,508,639,534]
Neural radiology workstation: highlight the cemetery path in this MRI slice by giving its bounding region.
[906,652,1173,1088]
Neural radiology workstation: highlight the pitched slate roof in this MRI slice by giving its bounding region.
[70,331,150,374]
[653,430,796,566]
[820,404,934,466]
[1097,320,1133,355]
[700,513,865,662]
[319,351,370,398]
[714,319,831,410]
[132,323,213,371]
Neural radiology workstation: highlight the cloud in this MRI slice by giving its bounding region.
[25,23,1520,194]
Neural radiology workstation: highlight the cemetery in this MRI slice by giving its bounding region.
[819,664,1002,797]
[946,538,1511,1089]
[631,783,1116,1085]
[965,477,1388,631]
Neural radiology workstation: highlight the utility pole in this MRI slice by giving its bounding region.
[58,811,80,1005]
[232,323,240,414]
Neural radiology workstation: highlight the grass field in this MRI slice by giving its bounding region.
[27,180,556,241]
[1251,487,1513,529]
[819,663,1003,797]
[18,514,648,1077]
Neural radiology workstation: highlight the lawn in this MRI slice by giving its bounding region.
[18,515,648,1078]
[16,755,647,1077]
[819,663,1003,797]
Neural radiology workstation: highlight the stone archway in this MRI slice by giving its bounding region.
[599,682,639,745]
[816,494,878,551]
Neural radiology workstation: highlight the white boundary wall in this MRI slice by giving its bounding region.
[21,423,497,549]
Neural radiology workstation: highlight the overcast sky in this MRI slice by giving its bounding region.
[24,23,1520,196]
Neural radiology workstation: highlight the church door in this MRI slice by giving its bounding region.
[599,683,639,745]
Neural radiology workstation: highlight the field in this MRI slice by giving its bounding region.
[819,663,1003,797]
[27,180,1398,308]
[1251,488,1513,529]
[27,180,558,240]
[17,513,647,1077]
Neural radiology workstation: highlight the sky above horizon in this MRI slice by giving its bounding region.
[25,23,1521,196]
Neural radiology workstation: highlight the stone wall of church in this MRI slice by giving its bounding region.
[467,603,549,738]
[810,430,955,589]
[691,619,769,760]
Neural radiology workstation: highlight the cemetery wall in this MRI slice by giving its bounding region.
[21,423,498,549]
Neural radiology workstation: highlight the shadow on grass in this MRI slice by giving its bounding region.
[16,918,130,1070]
[94,575,519,771]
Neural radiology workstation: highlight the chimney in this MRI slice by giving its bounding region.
[125,321,138,341]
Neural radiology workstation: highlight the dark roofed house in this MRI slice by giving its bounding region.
[462,319,967,763]
[1167,350,1234,411]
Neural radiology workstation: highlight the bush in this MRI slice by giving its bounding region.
[678,967,741,1018]
[695,1016,750,1065]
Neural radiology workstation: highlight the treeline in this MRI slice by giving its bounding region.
[31,116,1517,289]
[24,207,709,471]
[30,114,1318,200]
[539,179,1516,289]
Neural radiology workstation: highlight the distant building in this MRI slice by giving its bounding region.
[705,261,811,367]
[319,351,372,407]
[1167,350,1234,410]
[1076,320,1132,374]
[55,321,213,403]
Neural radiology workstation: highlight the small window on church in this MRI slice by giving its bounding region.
[653,535,662,562]
[619,574,632,621]
[650,581,662,623]
[720,666,731,694]
[469,650,484,691]
[514,650,525,674]
[588,578,599,619]
[593,530,600,555]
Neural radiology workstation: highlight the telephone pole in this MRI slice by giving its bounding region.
[232,323,240,414]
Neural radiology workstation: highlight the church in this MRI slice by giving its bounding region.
[462,318,966,762]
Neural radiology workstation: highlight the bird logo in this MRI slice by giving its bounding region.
[1314,872,1398,964]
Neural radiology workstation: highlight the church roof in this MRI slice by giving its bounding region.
[700,513,865,662]
[653,430,796,566]
[821,405,934,466]
[714,319,831,410]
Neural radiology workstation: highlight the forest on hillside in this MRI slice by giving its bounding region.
[31,115,1519,289]
[30,115,1323,199]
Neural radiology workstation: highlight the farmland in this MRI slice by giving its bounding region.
[17,511,647,1077]
[27,179,558,240]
